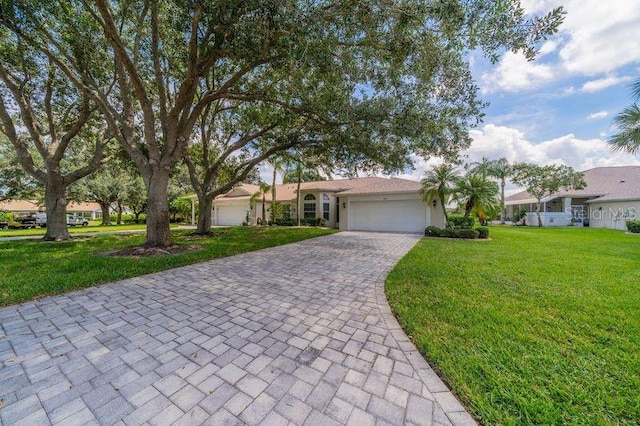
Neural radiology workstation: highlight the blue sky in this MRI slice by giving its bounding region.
[403,0,640,188]
[262,0,640,185]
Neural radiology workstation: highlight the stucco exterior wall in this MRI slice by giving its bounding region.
[588,200,640,230]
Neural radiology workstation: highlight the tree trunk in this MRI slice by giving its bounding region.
[271,168,277,222]
[537,201,543,227]
[116,201,123,225]
[262,194,266,225]
[99,202,111,225]
[440,195,449,227]
[296,167,302,226]
[500,180,506,225]
[196,194,213,234]
[43,176,71,241]
[145,170,172,247]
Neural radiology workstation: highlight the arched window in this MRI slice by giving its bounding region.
[303,194,316,218]
[322,194,330,220]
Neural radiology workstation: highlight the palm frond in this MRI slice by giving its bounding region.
[608,104,640,155]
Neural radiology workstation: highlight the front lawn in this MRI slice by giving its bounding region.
[386,227,640,424]
[0,227,336,306]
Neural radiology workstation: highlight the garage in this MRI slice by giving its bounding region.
[215,204,248,226]
[349,199,427,233]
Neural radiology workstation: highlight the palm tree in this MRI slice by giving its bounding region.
[250,182,271,225]
[268,155,287,222]
[466,157,492,176]
[486,158,512,224]
[420,163,459,226]
[609,78,640,154]
[454,173,500,223]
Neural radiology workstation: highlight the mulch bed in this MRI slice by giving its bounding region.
[98,245,201,258]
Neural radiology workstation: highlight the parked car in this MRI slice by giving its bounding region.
[8,215,37,229]
[35,212,47,227]
[0,221,8,230]
[67,214,89,226]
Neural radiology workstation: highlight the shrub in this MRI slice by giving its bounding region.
[425,226,441,237]
[477,226,489,239]
[457,229,479,239]
[425,226,479,239]
[512,207,527,223]
[447,214,476,229]
[0,211,13,221]
[109,213,147,224]
[627,220,640,234]
[300,218,327,227]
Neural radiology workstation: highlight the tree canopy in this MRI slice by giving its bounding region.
[512,163,585,227]
[0,0,565,246]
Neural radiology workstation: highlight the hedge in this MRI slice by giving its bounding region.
[627,220,640,234]
[447,214,476,229]
[425,226,489,239]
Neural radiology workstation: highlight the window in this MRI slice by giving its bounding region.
[322,194,330,220]
[304,194,316,218]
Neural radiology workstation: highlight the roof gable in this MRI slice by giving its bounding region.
[216,177,423,201]
[505,166,640,204]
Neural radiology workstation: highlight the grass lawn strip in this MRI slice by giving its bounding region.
[0,227,336,306]
[386,226,640,424]
[0,222,177,238]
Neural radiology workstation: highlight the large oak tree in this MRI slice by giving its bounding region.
[1,0,564,247]
[0,39,109,240]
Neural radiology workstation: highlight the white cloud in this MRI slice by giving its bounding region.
[402,123,640,181]
[587,110,608,120]
[581,75,633,93]
[483,0,640,92]
[538,40,559,56]
[482,52,554,93]
[558,0,640,75]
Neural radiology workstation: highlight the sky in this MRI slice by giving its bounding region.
[261,0,640,188]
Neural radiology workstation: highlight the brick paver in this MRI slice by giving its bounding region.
[0,232,475,425]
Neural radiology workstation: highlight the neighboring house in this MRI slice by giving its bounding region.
[0,199,102,219]
[210,177,445,233]
[505,166,640,229]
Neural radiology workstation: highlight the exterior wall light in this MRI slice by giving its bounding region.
[342,202,346,209]
[432,199,437,208]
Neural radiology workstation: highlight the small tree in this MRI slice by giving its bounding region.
[487,158,513,224]
[608,78,640,155]
[512,163,586,227]
[454,173,500,224]
[68,158,127,225]
[420,163,459,226]
[250,182,272,225]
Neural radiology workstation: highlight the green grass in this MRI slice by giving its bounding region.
[0,222,179,238]
[386,227,640,425]
[0,226,336,306]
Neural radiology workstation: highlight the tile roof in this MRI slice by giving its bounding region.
[220,177,422,202]
[505,166,640,204]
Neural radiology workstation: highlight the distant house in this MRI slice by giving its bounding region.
[0,200,102,219]
[206,176,445,233]
[505,166,640,229]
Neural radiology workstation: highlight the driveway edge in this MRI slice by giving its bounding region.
[373,243,477,426]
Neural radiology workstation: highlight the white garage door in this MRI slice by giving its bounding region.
[216,205,247,226]
[350,200,426,233]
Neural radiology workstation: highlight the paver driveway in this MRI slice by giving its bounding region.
[0,232,474,425]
